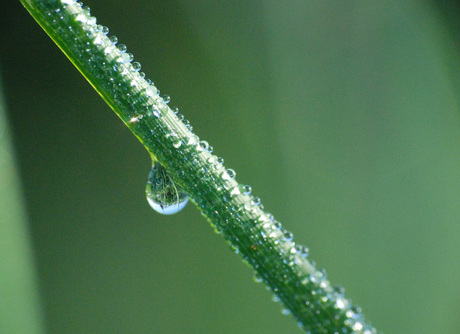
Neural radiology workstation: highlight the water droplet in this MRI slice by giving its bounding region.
[223,169,236,180]
[104,45,114,55]
[363,326,377,334]
[352,322,363,331]
[92,34,103,45]
[75,13,88,23]
[295,245,309,258]
[281,308,291,315]
[109,35,118,44]
[217,157,224,165]
[101,26,109,35]
[118,53,134,63]
[172,138,182,148]
[187,135,199,146]
[310,269,327,284]
[145,161,188,215]
[259,212,274,223]
[171,106,179,114]
[198,140,209,152]
[283,231,293,241]
[230,245,239,254]
[132,62,141,71]
[117,43,127,53]
[333,285,345,297]
[253,272,263,283]
[270,221,280,231]
[242,185,252,194]
[144,86,158,98]
[87,16,96,26]
[162,95,171,104]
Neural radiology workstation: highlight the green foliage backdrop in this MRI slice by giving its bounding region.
[1,0,460,333]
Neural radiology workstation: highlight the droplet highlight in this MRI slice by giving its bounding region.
[145,161,189,215]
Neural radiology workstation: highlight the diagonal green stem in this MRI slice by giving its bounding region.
[19,0,378,332]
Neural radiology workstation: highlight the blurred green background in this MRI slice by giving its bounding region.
[1,0,460,333]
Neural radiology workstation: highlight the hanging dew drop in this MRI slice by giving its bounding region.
[145,161,189,215]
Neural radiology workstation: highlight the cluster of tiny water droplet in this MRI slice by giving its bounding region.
[38,1,379,332]
[55,0,181,128]
[166,135,377,333]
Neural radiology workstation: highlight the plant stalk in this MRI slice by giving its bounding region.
[19,0,378,332]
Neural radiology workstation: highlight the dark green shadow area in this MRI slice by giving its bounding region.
[0,72,44,333]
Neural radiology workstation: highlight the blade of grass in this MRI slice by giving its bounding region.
[19,1,378,332]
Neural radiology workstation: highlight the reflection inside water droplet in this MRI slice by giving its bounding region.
[145,161,188,215]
